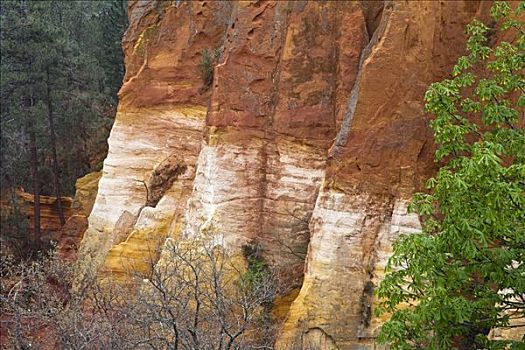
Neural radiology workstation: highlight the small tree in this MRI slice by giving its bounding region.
[131,237,278,350]
[376,2,524,350]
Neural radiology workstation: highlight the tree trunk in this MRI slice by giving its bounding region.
[26,48,42,246]
[46,68,65,226]
[28,124,41,246]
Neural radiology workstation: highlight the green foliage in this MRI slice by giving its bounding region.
[241,243,270,286]
[0,1,127,196]
[199,47,221,89]
[0,190,31,257]
[99,0,128,100]
[240,243,276,309]
[376,2,524,349]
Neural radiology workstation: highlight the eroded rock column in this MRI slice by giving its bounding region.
[276,1,491,349]
[182,1,367,291]
[77,0,233,281]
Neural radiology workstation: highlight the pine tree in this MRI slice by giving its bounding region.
[100,0,128,101]
[1,0,127,249]
[1,0,56,244]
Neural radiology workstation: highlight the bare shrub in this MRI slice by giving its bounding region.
[1,236,280,349]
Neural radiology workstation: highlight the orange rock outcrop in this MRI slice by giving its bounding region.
[77,1,522,348]
[13,190,74,234]
[0,172,100,260]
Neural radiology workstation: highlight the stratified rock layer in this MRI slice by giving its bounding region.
[77,1,521,348]
[13,190,74,234]
[277,2,494,348]
[78,0,231,281]
[182,1,367,288]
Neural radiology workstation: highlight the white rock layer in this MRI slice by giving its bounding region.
[277,188,421,349]
[77,106,206,280]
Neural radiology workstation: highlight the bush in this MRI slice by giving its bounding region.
[199,47,221,89]
[1,237,280,349]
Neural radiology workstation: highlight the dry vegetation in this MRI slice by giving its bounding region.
[0,237,280,349]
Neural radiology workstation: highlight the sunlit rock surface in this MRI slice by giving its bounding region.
[77,0,230,281]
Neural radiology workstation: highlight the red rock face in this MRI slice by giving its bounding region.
[278,2,495,348]
[328,1,492,196]
[120,1,233,108]
[179,1,369,290]
[77,1,520,348]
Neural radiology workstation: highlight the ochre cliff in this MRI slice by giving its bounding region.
[76,1,522,349]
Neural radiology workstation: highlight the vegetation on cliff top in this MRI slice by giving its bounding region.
[377,2,524,349]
